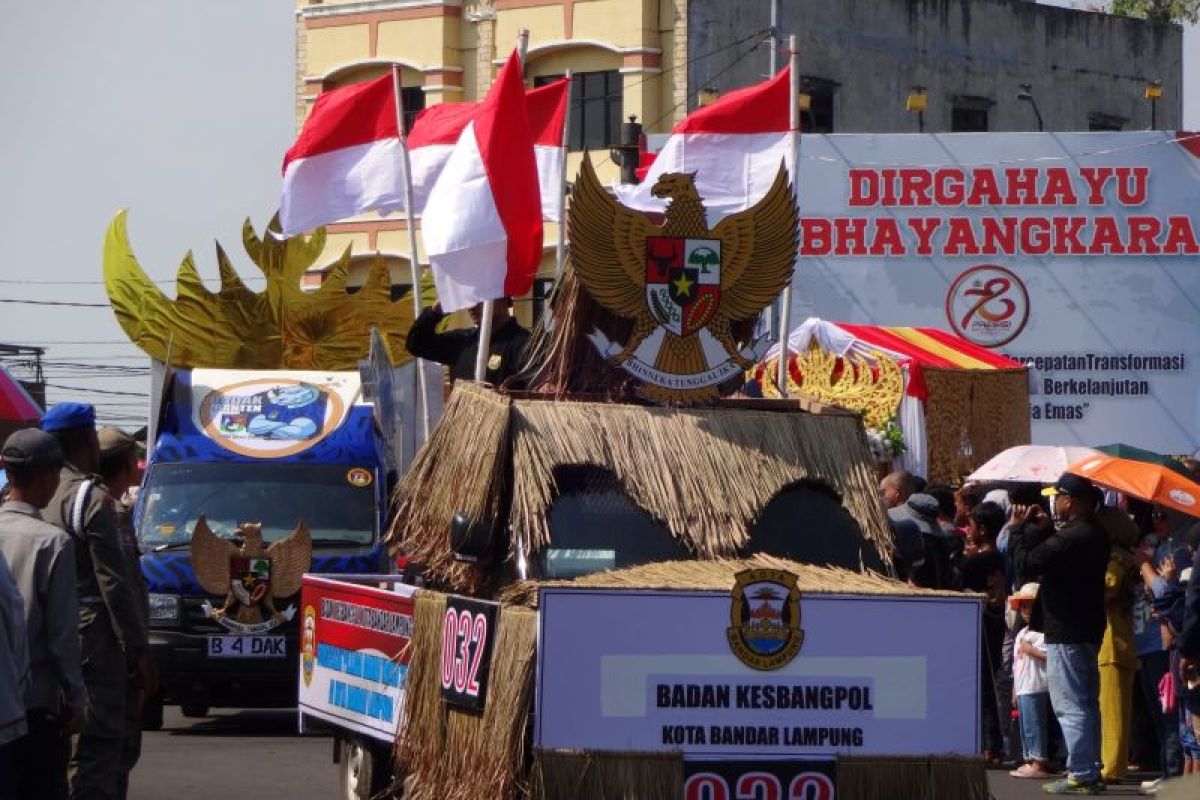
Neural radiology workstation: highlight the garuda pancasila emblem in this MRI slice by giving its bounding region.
[570,154,798,403]
[191,516,312,634]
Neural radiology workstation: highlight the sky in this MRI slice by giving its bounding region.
[0,1,1195,426]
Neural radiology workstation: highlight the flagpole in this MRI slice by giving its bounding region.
[776,35,799,398]
[553,70,572,283]
[474,28,530,382]
[393,64,431,438]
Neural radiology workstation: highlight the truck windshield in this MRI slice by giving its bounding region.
[137,462,376,547]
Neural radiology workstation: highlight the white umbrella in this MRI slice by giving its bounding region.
[967,445,1101,484]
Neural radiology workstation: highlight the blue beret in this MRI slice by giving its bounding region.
[40,402,97,432]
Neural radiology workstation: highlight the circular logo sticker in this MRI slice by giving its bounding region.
[301,605,317,687]
[198,378,346,459]
[1168,488,1196,507]
[945,265,1030,348]
[346,467,373,487]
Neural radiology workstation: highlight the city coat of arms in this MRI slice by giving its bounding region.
[727,568,804,671]
[191,516,312,634]
[570,155,798,403]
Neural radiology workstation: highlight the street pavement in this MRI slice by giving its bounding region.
[130,708,1158,799]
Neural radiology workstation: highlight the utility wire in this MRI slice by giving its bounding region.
[0,298,110,308]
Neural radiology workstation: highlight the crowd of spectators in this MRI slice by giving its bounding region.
[881,467,1200,795]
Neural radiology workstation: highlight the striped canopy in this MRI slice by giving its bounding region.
[764,317,1024,400]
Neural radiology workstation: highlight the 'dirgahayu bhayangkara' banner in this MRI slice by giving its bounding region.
[793,131,1200,453]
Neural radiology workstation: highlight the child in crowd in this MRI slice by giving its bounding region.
[1010,582,1053,779]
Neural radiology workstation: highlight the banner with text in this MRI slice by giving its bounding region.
[793,132,1200,452]
[535,588,980,757]
[298,575,415,743]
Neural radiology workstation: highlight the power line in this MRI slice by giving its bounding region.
[44,383,148,397]
[0,298,110,308]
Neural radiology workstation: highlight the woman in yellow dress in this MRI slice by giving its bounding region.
[1097,506,1140,783]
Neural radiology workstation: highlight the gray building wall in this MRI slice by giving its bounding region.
[688,0,1183,133]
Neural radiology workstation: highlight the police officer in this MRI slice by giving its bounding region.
[0,428,86,800]
[96,426,154,800]
[40,404,148,800]
[406,299,531,385]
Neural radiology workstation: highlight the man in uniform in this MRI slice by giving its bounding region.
[0,428,86,800]
[406,298,531,385]
[40,404,148,800]
[96,426,154,800]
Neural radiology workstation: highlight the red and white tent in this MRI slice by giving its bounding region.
[755,318,1029,480]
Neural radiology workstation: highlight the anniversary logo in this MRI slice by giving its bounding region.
[190,517,312,634]
[570,155,798,403]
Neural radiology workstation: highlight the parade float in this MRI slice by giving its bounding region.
[750,318,1031,484]
[103,214,436,725]
[297,157,989,800]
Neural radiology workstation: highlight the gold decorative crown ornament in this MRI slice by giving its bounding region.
[103,210,426,370]
[758,346,903,428]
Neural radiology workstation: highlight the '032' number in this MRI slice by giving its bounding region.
[439,608,488,697]
[684,772,835,800]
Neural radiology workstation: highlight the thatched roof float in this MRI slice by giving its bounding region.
[386,382,894,592]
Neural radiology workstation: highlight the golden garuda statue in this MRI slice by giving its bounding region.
[569,155,798,403]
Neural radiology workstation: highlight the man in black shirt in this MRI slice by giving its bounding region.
[1010,473,1110,795]
[405,298,531,386]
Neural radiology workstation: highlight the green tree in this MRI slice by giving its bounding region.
[1109,0,1200,24]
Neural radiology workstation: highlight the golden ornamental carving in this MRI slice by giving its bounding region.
[103,210,427,371]
[789,345,904,429]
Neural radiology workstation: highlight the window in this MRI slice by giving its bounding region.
[536,71,623,151]
[540,466,690,578]
[1088,113,1125,132]
[800,76,837,134]
[399,86,425,134]
[531,278,555,324]
[743,481,885,572]
[950,95,992,132]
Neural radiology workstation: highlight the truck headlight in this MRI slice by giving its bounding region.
[148,593,180,624]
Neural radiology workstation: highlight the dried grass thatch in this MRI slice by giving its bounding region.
[836,756,988,800]
[529,750,683,800]
[393,590,538,800]
[388,383,512,591]
[388,382,895,591]
[923,367,1031,484]
[498,554,962,608]
[509,397,892,560]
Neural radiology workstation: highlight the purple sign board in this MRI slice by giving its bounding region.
[535,589,981,758]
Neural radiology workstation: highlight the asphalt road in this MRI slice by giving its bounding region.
[129,708,1160,800]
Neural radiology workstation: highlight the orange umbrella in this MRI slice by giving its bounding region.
[1066,453,1200,518]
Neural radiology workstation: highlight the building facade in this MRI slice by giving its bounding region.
[294,0,1184,301]
[295,0,688,310]
[691,0,1183,135]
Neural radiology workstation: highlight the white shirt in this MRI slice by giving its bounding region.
[1013,626,1048,696]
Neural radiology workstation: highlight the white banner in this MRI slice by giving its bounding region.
[536,588,981,757]
[794,132,1200,453]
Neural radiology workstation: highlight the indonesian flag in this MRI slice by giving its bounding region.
[526,78,569,221]
[421,50,543,312]
[280,74,406,237]
[280,75,568,237]
[616,66,793,225]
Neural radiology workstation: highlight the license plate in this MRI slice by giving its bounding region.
[206,635,287,658]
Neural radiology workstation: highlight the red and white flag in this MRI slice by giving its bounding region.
[616,66,793,225]
[526,78,569,221]
[281,75,568,237]
[421,50,543,312]
[280,74,406,237]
